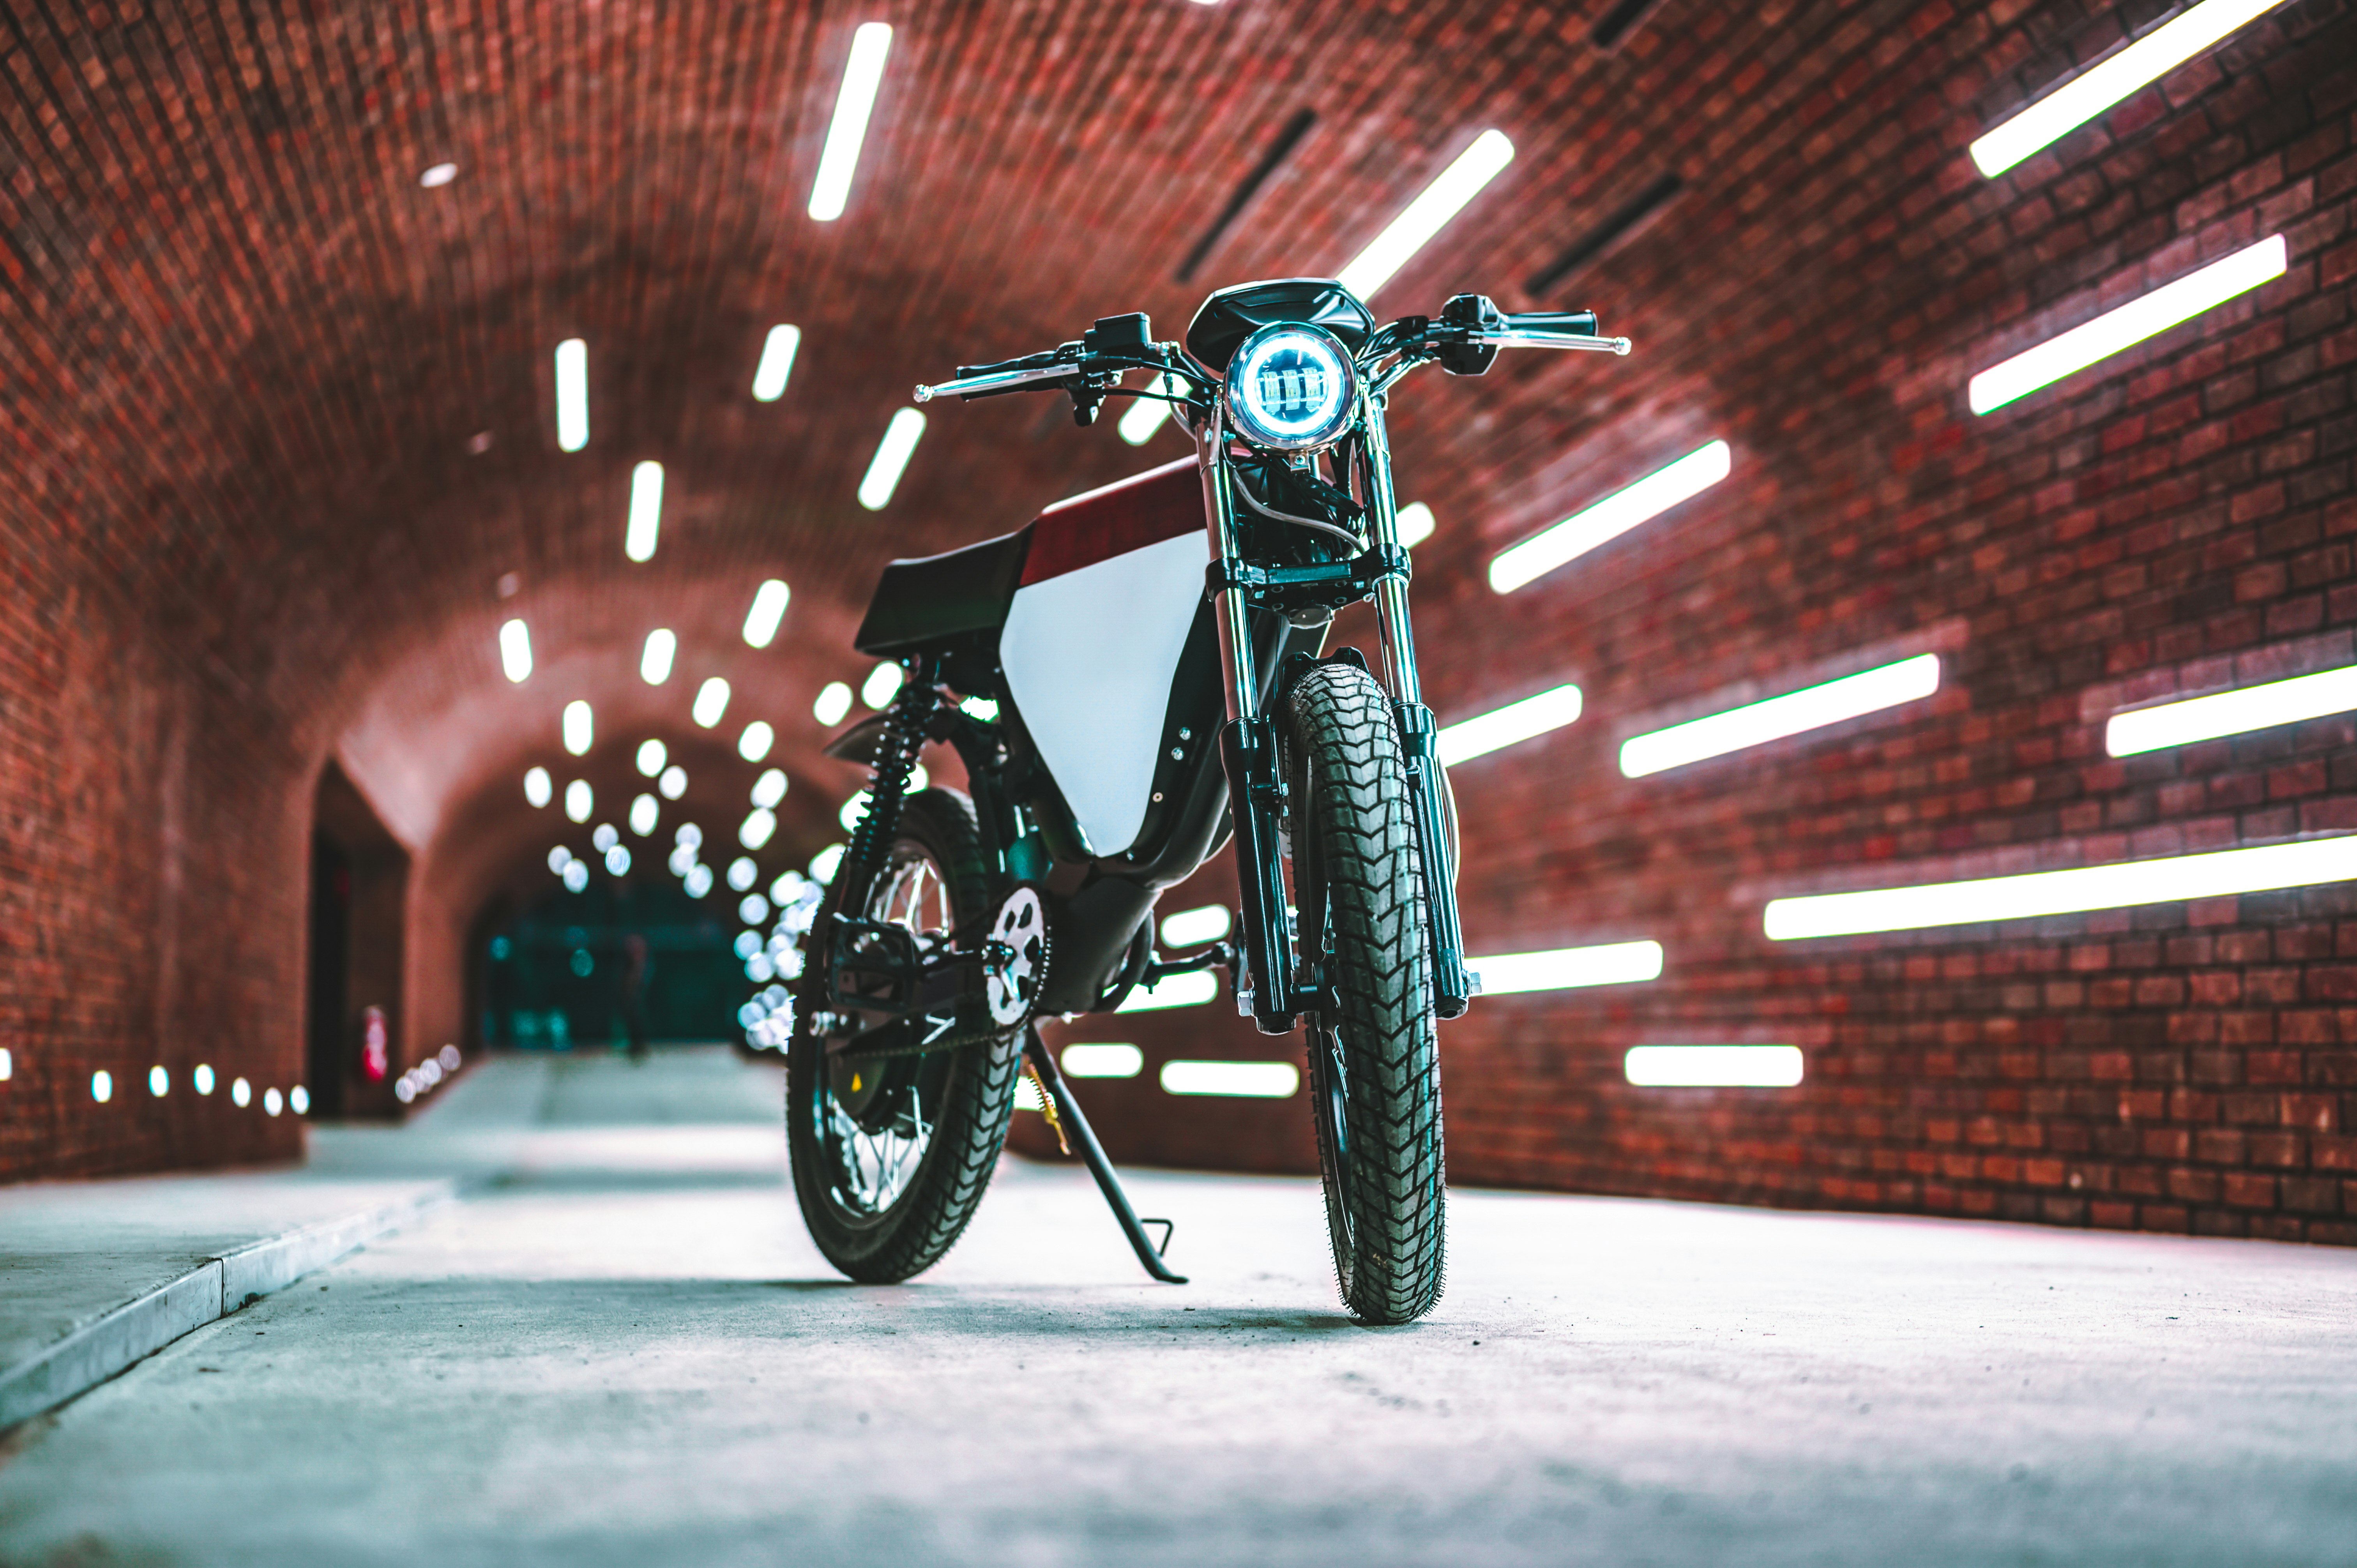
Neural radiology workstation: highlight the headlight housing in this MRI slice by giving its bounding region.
[1224,323,1358,450]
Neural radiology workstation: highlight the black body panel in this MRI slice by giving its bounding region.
[853,527,1033,657]
[1185,278,1375,373]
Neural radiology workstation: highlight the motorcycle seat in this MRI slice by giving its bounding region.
[853,526,1034,656]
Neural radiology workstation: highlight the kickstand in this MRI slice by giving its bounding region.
[1023,1029,1188,1285]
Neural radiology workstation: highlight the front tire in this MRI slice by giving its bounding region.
[1282,662,1447,1324]
[786,788,1023,1283]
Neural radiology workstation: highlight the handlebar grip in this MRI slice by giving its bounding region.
[1503,310,1599,337]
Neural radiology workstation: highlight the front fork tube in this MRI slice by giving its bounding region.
[1360,393,1472,1019]
[1217,715,1300,1035]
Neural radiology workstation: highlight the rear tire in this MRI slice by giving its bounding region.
[786,788,1023,1283]
[1282,662,1446,1324]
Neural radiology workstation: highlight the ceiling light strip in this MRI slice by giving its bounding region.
[1489,440,1729,593]
[751,325,801,402]
[1764,834,2357,940]
[1968,234,2286,414]
[554,338,588,452]
[858,408,925,510]
[1969,0,2289,177]
[1436,684,1584,767]
[809,23,892,222]
[625,461,664,561]
[1336,129,1514,302]
[1624,1045,1804,1087]
[2107,664,2357,756]
[1619,653,1941,778]
[1470,940,1663,993]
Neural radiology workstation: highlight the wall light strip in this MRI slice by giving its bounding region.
[1160,903,1233,949]
[1489,440,1729,593]
[562,699,593,756]
[1062,1043,1144,1079]
[1764,834,2357,940]
[1620,653,1941,778]
[1337,129,1514,302]
[2108,664,2357,756]
[498,618,532,683]
[1437,684,1584,766]
[744,579,791,648]
[858,407,926,510]
[1968,235,2286,414]
[693,677,731,729]
[1625,1045,1804,1088]
[751,324,802,402]
[1117,970,1220,1012]
[554,338,588,451]
[1160,1060,1299,1098]
[809,23,892,222]
[1394,501,1436,549]
[1470,940,1663,993]
[1969,0,2288,177]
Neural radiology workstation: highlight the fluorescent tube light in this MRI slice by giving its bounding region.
[1394,501,1435,549]
[1620,653,1940,778]
[1160,1059,1299,1098]
[1625,1045,1804,1087]
[625,460,664,561]
[1764,834,2357,940]
[525,766,553,808]
[1969,235,2286,414]
[565,779,593,822]
[862,662,905,709]
[419,162,457,188]
[1062,1044,1145,1079]
[858,408,925,510]
[636,740,666,777]
[739,721,774,762]
[752,769,788,808]
[751,325,801,402]
[659,765,686,800]
[629,793,659,837]
[640,629,675,685]
[1470,940,1663,993]
[2108,664,2357,756]
[554,338,588,452]
[744,579,791,647]
[740,808,777,849]
[809,23,892,222]
[1969,0,2289,177]
[1337,129,1515,302]
[1117,377,1178,445]
[1160,904,1232,948]
[1490,440,1729,593]
[815,682,855,725]
[498,618,532,683]
[1118,970,1220,1012]
[562,699,593,755]
[693,677,731,728]
[1437,684,1583,766]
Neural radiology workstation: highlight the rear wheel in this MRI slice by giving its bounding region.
[786,788,1023,1282]
[1282,662,1447,1324]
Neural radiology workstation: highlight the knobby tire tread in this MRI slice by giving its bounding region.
[1286,664,1447,1324]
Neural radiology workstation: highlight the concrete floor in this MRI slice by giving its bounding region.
[2,1050,2354,1567]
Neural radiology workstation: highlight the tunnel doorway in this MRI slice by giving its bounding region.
[305,765,410,1118]
[479,876,738,1052]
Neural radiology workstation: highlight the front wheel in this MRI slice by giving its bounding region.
[1282,662,1447,1324]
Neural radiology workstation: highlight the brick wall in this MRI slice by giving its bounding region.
[2,0,2352,1248]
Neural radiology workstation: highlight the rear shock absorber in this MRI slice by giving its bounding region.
[837,661,937,898]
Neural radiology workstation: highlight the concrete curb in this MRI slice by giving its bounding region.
[0,1181,456,1430]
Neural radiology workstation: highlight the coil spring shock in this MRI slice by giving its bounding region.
[837,665,935,898]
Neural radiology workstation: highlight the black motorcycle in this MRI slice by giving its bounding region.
[783,278,1627,1323]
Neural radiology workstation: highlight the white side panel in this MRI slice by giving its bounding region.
[1000,533,1204,856]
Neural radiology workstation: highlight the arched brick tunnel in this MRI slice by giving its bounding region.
[4,0,2353,1249]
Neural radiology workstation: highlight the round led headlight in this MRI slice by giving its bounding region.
[1224,323,1358,450]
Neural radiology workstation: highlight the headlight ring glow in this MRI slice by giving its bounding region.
[1224,324,1357,450]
